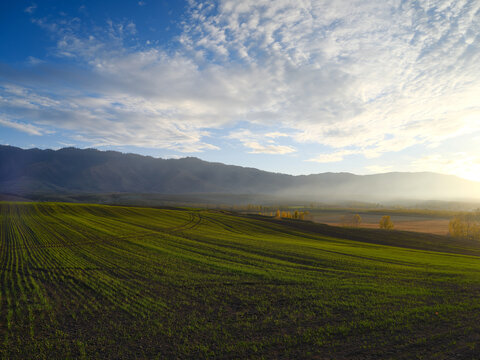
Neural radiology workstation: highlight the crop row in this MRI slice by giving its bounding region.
[1,202,480,359]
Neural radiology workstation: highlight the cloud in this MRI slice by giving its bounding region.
[242,142,296,154]
[0,118,44,136]
[26,56,44,65]
[2,0,480,159]
[306,149,357,163]
[185,0,480,153]
[24,4,37,14]
[265,132,290,138]
[227,129,296,154]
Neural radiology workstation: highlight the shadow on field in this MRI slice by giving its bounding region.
[245,214,480,257]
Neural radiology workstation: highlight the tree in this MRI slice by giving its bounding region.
[449,216,465,238]
[340,214,362,227]
[379,215,394,230]
[449,212,480,240]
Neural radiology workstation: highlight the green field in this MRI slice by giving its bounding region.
[1,202,480,359]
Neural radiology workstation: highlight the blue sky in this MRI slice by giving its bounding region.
[1,0,480,180]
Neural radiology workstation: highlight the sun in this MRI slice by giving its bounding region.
[456,161,480,182]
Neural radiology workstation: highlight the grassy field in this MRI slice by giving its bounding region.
[1,202,480,359]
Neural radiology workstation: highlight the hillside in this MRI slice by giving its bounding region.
[1,202,480,359]
[1,145,480,202]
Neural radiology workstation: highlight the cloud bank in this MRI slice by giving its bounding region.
[1,0,480,167]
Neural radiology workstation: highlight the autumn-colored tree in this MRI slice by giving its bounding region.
[379,215,394,230]
[449,212,480,240]
[275,209,281,218]
[340,214,362,227]
[449,216,465,238]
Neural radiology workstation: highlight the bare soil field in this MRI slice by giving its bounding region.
[311,212,450,235]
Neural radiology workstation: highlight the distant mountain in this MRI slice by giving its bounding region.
[1,145,480,202]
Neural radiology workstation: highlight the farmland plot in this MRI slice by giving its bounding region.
[1,202,480,359]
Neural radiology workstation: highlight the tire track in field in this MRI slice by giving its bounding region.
[53,209,200,240]
[169,212,203,233]
[198,213,245,235]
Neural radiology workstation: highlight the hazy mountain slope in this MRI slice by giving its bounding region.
[0,145,293,194]
[1,145,479,201]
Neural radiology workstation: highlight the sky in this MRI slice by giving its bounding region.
[1,0,480,181]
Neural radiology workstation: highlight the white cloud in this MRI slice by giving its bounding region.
[185,0,480,155]
[2,0,480,160]
[243,141,296,154]
[265,132,290,138]
[306,149,357,163]
[0,118,44,136]
[227,129,296,154]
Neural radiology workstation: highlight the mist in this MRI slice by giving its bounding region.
[275,172,480,205]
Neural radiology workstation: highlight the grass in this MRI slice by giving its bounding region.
[1,202,480,359]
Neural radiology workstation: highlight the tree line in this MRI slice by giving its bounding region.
[274,210,309,220]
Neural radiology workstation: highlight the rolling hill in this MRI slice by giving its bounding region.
[1,201,480,359]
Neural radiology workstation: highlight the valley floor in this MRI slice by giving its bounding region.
[310,211,451,235]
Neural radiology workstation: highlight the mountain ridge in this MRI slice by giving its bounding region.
[1,145,479,202]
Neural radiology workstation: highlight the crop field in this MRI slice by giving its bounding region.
[310,211,451,235]
[1,202,480,359]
